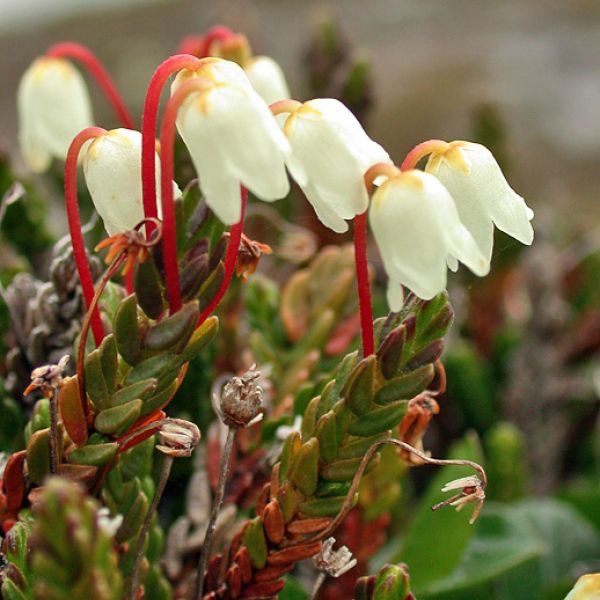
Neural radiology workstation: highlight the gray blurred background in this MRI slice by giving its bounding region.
[1,0,599,231]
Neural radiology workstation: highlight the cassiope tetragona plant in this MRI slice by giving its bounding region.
[4,22,537,600]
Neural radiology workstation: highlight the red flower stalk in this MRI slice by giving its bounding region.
[159,76,248,316]
[45,42,135,129]
[177,25,236,58]
[140,54,201,236]
[400,139,448,171]
[197,191,246,326]
[353,211,374,357]
[64,126,107,346]
[354,163,402,357]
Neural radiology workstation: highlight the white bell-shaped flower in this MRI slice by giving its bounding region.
[565,574,600,600]
[244,56,291,106]
[282,98,391,233]
[369,169,489,308]
[172,59,291,225]
[83,128,180,235]
[17,57,94,173]
[425,141,534,263]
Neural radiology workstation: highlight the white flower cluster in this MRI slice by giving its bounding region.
[17,49,533,309]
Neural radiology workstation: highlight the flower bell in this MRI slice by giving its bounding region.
[425,141,534,262]
[206,31,291,106]
[369,169,489,308]
[245,56,291,106]
[83,128,180,235]
[172,59,291,225]
[17,57,94,173]
[565,574,600,600]
[280,98,391,233]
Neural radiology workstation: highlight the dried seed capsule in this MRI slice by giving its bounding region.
[219,367,263,429]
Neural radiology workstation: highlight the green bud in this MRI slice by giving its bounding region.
[315,411,338,464]
[116,489,148,543]
[348,401,407,437]
[299,493,357,518]
[178,316,219,363]
[290,437,320,496]
[94,399,142,436]
[140,379,178,416]
[113,379,157,406]
[373,563,411,600]
[301,396,320,441]
[338,431,391,460]
[26,428,51,485]
[405,339,444,371]
[99,334,118,395]
[242,517,268,569]
[342,354,377,417]
[179,254,209,301]
[278,481,304,523]
[124,353,177,386]
[84,349,110,410]
[133,254,165,320]
[321,453,379,482]
[66,442,118,467]
[377,324,406,379]
[374,364,434,405]
[279,431,301,483]
[114,294,143,365]
[142,301,199,353]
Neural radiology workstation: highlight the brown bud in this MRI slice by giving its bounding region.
[263,500,285,544]
[266,541,323,565]
[225,563,242,598]
[239,580,286,598]
[286,517,332,535]
[253,563,294,583]
[219,367,263,429]
[205,554,222,593]
[233,547,253,584]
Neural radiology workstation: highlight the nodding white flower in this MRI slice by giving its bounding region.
[244,56,291,106]
[369,169,489,309]
[83,128,180,235]
[425,141,534,263]
[565,574,600,600]
[172,59,291,225]
[17,57,94,173]
[282,98,391,233]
